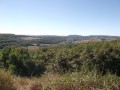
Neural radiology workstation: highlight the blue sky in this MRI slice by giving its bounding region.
[0,0,120,36]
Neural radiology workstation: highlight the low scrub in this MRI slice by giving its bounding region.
[0,69,16,90]
[0,70,120,90]
[41,72,120,90]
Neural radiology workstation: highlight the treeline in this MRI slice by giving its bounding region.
[0,34,66,48]
[0,40,120,76]
[0,34,30,48]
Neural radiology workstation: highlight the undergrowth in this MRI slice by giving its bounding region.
[0,69,120,90]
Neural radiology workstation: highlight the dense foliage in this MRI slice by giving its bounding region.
[0,40,120,76]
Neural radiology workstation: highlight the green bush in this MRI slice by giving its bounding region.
[1,40,120,76]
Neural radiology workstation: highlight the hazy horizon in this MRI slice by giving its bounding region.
[0,0,120,36]
[0,33,120,37]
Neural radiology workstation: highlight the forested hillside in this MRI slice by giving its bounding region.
[0,34,119,49]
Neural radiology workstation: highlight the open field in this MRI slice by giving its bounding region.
[21,37,41,41]
[27,46,40,51]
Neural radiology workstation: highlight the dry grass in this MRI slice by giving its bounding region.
[14,72,120,90]
[27,46,39,51]
[0,70,120,90]
[21,37,41,41]
[0,69,16,90]
[14,77,42,90]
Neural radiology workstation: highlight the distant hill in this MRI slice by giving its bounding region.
[67,35,118,40]
[0,34,119,48]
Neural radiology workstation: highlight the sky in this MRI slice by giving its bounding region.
[0,0,120,36]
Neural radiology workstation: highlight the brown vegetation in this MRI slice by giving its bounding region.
[0,69,120,90]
